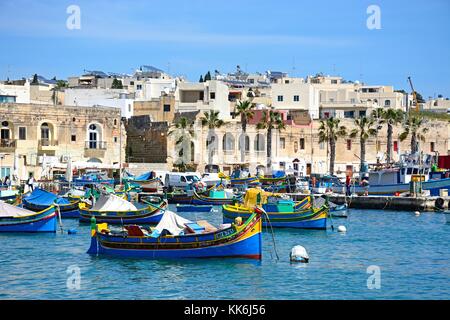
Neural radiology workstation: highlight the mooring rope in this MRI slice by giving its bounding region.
[261,209,279,261]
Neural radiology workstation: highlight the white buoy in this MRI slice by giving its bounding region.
[290,245,309,263]
[337,225,347,233]
[414,211,420,216]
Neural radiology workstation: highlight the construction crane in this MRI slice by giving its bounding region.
[407,76,419,112]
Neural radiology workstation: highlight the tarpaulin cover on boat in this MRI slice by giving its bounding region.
[24,188,70,206]
[151,210,192,237]
[134,171,155,181]
[91,194,137,211]
[0,201,35,217]
[65,189,85,197]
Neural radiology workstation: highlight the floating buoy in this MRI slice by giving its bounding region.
[414,211,420,216]
[67,229,77,235]
[337,225,347,233]
[290,245,309,263]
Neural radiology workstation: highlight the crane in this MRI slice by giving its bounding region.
[407,76,419,112]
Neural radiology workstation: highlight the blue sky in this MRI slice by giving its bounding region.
[0,0,449,98]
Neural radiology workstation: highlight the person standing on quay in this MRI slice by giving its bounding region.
[345,174,351,196]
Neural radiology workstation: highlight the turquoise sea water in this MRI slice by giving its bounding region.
[0,205,449,300]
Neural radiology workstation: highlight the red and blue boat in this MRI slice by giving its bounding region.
[87,208,263,259]
[0,201,57,232]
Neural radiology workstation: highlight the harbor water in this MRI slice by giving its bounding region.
[0,205,449,299]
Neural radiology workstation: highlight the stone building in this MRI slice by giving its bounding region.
[0,103,125,181]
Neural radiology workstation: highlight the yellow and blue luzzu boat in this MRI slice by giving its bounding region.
[222,188,328,229]
[0,202,57,232]
[87,208,263,259]
[79,194,167,224]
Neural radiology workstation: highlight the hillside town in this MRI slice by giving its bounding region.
[0,65,449,182]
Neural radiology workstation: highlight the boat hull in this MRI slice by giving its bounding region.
[79,202,167,224]
[222,206,327,229]
[0,206,57,233]
[176,205,213,212]
[87,214,262,259]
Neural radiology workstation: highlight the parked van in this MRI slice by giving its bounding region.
[164,172,201,189]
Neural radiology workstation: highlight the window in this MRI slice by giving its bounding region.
[130,81,134,85]
[359,110,366,117]
[319,141,325,150]
[293,95,300,102]
[300,138,305,150]
[331,80,338,84]
[114,119,117,126]
[223,133,235,151]
[393,141,398,152]
[280,137,286,149]
[114,137,118,143]
[277,95,283,102]
[385,100,391,106]
[248,79,254,84]
[19,127,26,140]
[346,139,352,150]
[71,135,76,142]
[350,98,356,103]
[255,134,265,151]
[344,111,355,118]
[136,84,142,90]
[163,104,170,112]
[430,142,435,152]
[210,92,215,99]
[284,80,290,84]
[128,104,132,112]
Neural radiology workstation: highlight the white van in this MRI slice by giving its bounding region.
[164,172,201,189]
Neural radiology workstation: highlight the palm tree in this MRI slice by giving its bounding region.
[318,117,347,175]
[256,108,286,172]
[235,100,255,163]
[372,108,405,163]
[200,110,225,165]
[349,116,378,171]
[399,114,428,154]
[168,117,194,169]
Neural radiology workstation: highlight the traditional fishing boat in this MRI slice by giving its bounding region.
[0,189,20,201]
[192,188,241,205]
[128,171,162,192]
[79,194,167,224]
[0,201,57,232]
[87,208,263,259]
[23,188,80,218]
[73,172,115,186]
[222,188,328,229]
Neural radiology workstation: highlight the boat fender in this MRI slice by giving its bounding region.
[414,211,420,216]
[290,245,309,263]
[68,229,77,235]
[337,225,347,233]
[435,198,445,210]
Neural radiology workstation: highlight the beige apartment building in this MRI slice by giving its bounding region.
[0,103,125,181]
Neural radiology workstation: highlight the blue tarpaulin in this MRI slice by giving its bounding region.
[23,188,70,206]
[134,172,155,181]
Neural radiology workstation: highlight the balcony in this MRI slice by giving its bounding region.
[38,138,58,150]
[84,141,107,158]
[85,141,107,150]
[0,139,16,152]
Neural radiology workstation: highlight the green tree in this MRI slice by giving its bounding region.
[349,116,378,171]
[372,108,405,163]
[111,78,123,89]
[318,117,347,175]
[201,110,225,165]
[256,108,286,171]
[235,100,255,163]
[399,114,428,153]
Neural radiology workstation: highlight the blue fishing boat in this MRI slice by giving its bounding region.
[330,203,348,218]
[23,188,80,218]
[128,171,162,192]
[223,189,328,229]
[176,204,213,212]
[87,208,263,259]
[0,202,57,232]
[79,194,167,224]
[0,189,19,201]
[73,172,115,186]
